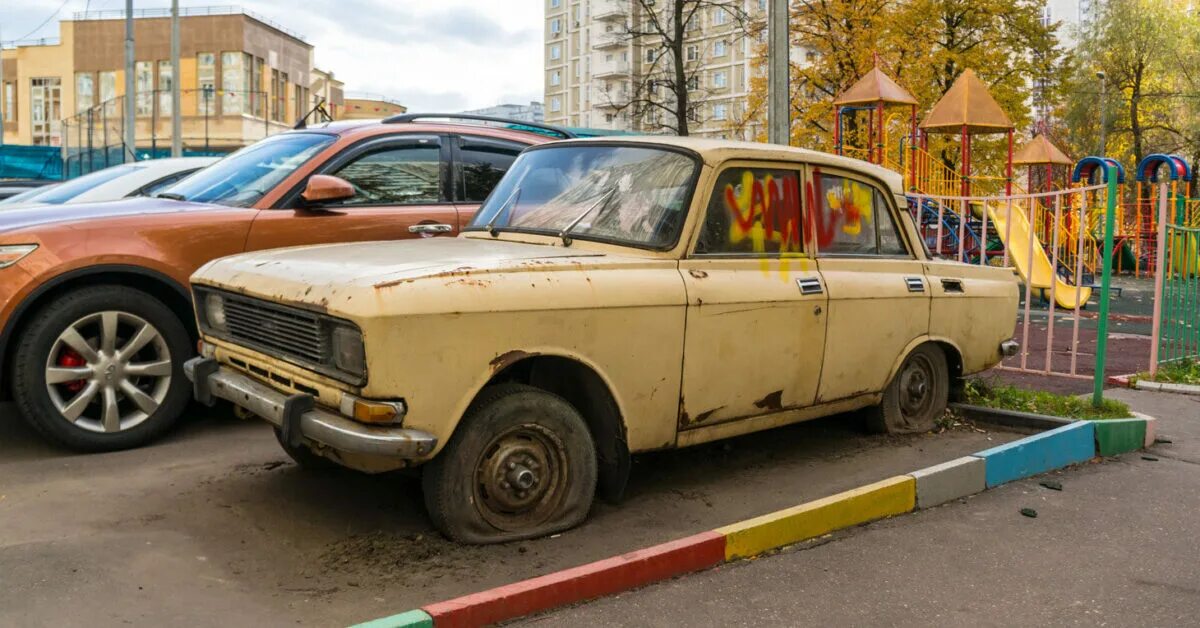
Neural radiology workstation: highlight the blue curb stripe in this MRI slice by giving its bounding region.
[348,609,433,628]
[972,421,1096,488]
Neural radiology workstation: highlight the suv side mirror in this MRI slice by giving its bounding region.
[301,174,355,205]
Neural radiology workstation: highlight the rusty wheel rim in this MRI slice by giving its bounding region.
[474,423,568,532]
[898,353,935,424]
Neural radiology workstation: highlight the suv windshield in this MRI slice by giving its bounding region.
[467,145,697,249]
[163,132,335,207]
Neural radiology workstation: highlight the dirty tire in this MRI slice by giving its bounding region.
[11,285,192,452]
[273,428,339,470]
[422,383,597,544]
[864,344,949,435]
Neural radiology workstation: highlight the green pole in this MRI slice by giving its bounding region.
[1093,164,1118,406]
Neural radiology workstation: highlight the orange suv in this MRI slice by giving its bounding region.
[0,114,562,452]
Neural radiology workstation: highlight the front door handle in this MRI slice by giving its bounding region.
[905,276,925,293]
[408,223,453,236]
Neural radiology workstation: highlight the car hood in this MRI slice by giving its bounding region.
[192,236,677,316]
[0,196,221,233]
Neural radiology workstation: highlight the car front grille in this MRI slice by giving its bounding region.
[223,294,327,365]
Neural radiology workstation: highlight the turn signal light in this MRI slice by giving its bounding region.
[340,395,406,424]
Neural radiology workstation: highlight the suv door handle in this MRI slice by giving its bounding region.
[408,223,453,236]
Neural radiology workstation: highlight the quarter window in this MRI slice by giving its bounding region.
[813,171,907,256]
[696,167,804,256]
[331,143,442,205]
[457,138,523,202]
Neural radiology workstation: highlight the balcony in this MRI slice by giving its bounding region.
[592,60,631,79]
[593,1,628,21]
[592,32,626,50]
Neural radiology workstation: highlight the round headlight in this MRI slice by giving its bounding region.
[205,293,227,332]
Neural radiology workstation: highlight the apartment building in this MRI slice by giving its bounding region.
[1,6,319,157]
[461,102,545,123]
[341,92,408,119]
[544,0,768,138]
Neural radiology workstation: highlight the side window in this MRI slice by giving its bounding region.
[331,143,441,205]
[695,166,804,255]
[813,171,906,256]
[457,137,523,202]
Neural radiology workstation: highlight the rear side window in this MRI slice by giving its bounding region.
[457,137,523,202]
[695,167,804,256]
[814,171,907,256]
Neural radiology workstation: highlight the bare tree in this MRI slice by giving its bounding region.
[602,0,762,136]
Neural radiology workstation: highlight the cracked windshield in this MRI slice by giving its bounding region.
[469,145,697,248]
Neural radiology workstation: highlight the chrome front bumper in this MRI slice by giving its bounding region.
[184,357,436,459]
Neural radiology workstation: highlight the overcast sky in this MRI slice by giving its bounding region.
[2,0,544,111]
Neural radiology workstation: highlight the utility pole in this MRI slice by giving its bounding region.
[1097,71,1107,156]
[767,0,789,145]
[123,0,136,162]
[170,0,181,157]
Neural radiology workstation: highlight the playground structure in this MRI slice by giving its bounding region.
[833,66,1200,381]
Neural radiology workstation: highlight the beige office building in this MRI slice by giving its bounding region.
[543,0,767,138]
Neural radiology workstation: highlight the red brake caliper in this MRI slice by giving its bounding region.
[57,349,87,393]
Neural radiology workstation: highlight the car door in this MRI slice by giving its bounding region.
[677,162,829,430]
[244,134,459,250]
[451,134,527,229]
[811,166,930,403]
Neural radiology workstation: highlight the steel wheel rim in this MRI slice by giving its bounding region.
[898,353,935,422]
[44,311,172,434]
[474,423,568,532]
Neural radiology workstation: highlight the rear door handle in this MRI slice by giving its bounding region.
[941,278,965,293]
[408,223,453,236]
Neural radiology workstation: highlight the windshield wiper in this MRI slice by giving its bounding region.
[559,188,616,247]
[154,192,186,201]
[486,186,521,237]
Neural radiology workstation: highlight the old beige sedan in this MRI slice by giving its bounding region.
[186,137,1019,543]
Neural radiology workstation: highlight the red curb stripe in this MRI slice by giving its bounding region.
[422,531,726,627]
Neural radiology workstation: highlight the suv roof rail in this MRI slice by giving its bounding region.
[382,113,576,140]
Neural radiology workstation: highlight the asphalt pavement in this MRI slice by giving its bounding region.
[523,388,1200,627]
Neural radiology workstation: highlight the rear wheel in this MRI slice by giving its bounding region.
[865,344,949,435]
[11,286,192,452]
[422,383,597,544]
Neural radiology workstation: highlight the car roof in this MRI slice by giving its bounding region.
[298,118,558,146]
[548,135,906,195]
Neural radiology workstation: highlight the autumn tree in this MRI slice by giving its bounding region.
[603,0,760,135]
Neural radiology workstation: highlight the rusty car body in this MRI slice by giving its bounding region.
[186,137,1020,543]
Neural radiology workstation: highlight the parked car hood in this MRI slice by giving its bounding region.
[0,196,222,234]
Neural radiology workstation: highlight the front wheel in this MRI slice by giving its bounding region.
[864,344,949,435]
[422,383,597,544]
[11,285,193,452]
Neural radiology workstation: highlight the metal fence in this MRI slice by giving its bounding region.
[1151,181,1200,372]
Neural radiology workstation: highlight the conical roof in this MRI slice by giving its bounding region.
[832,66,918,106]
[1012,134,1073,166]
[919,69,1013,134]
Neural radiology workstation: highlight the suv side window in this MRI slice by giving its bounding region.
[814,171,908,256]
[456,136,524,202]
[695,166,804,255]
[330,142,442,205]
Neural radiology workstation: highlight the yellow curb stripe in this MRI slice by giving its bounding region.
[716,475,916,560]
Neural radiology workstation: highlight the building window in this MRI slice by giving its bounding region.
[713,8,727,25]
[686,45,699,61]
[713,71,728,88]
[30,77,62,146]
[646,49,657,63]
[687,75,700,91]
[759,0,767,10]
[252,57,265,117]
[157,61,173,116]
[550,18,561,34]
[550,44,562,60]
[135,61,153,116]
[271,70,289,122]
[713,103,728,120]
[550,0,560,7]
[221,52,246,115]
[686,14,699,31]
[550,70,561,86]
[3,82,14,122]
[75,73,94,113]
[99,71,117,116]
[550,96,562,112]
[714,40,727,57]
[687,105,700,122]
[197,52,216,114]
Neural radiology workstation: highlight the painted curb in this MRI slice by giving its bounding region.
[910,456,986,509]
[1094,418,1148,456]
[1134,380,1200,396]
[972,421,1096,488]
[949,403,1074,432]
[716,476,915,560]
[1133,412,1158,448]
[353,413,1158,628]
[422,531,725,628]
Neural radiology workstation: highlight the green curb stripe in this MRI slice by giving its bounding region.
[348,609,433,628]
[1093,419,1147,457]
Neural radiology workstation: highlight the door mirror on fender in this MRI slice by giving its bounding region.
[301,174,355,206]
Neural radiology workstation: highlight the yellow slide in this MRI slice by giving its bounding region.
[985,202,1092,309]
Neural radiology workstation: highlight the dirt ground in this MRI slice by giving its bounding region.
[0,402,1022,628]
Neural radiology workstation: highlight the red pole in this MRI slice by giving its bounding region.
[875,101,884,164]
[961,126,969,197]
[909,104,917,191]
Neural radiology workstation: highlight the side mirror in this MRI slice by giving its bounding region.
[301,174,355,205]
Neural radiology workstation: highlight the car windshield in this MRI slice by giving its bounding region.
[0,184,58,205]
[24,165,143,205]
[163,132,335,207]
[467,145,697,249]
